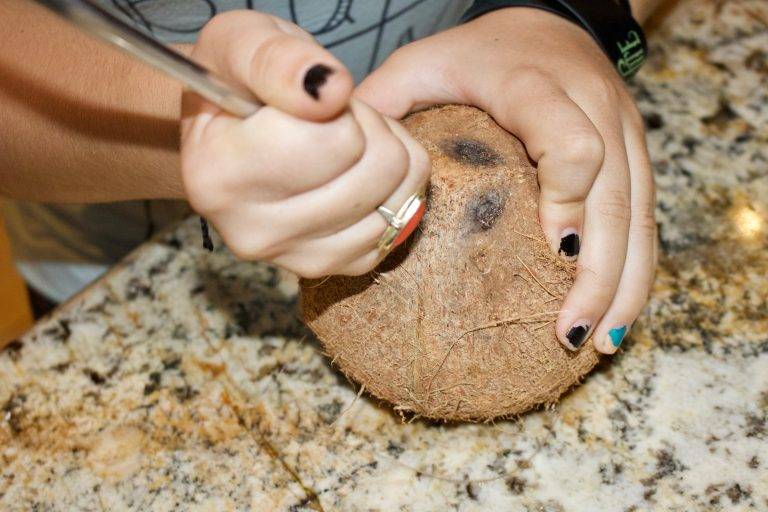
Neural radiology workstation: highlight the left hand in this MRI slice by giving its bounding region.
[356,7,657,355]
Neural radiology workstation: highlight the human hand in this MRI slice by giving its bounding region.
[356,7,657,354]
[180,11,430,278]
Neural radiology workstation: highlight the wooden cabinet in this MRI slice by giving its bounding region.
[0,214,32,347]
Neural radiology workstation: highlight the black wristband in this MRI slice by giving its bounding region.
[461,0,648,80]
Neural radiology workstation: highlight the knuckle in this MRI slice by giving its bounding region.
[410,144,432,185]
[227,239,255,261]
[183,167,227,214]
[298,113,366,175]
[374,133,410,183]
[197,12,267,57]
[539,195,583,218]
[587,75,623,104]
[630,206,657,236]
[297,258,337,279]
[196,15,225,48]
[227,238,258,261]
[508,66,553,89]
[597,195,632,226]
[558,129,606,168]
[575,265,616,302]
[182,144,242,214]
[326,115,366,166]
[185,187,220,215]
[384,45,411,65]
[384,42,423,66]
[227,231,280,261]
[341,257,378,277]
[249,33,289,83]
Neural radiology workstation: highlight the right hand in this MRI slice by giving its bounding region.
[180,11,430,278]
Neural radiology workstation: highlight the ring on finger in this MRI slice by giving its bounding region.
[376,191,426,252]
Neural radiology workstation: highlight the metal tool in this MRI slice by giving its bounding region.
[33,0,261,117]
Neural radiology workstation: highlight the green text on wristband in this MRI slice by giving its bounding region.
[617,30,646,78]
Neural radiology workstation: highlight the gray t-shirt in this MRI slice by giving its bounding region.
[4,0,471,302]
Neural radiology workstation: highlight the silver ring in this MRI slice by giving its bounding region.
[376,191,426,252]
[376,205,403,229]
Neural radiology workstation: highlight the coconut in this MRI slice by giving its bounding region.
[300,105,599,421]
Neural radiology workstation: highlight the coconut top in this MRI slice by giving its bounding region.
[300,105,599,422]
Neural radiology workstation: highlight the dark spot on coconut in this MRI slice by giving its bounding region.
[468,191,505,231]
[442,138,504,167]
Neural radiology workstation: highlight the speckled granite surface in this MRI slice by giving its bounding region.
[2,0,767,510]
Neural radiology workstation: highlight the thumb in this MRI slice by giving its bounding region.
[356,49,458,119]
[194,11,353,122]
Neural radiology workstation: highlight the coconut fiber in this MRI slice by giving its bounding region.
[300,105,600,421]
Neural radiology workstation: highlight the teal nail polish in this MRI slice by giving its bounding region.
[608,326,627,347]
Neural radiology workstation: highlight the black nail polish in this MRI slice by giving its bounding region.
[558,233,580,258]
[199,217,213,252]
[303,64,333,100]
[566,324,589,349]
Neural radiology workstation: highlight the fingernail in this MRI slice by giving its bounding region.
[558,230,580,259]
[607,325,628,348]
[565,320,590,350]
[303,64,334,100]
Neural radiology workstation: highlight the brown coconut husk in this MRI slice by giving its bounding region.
[300,105,600,422]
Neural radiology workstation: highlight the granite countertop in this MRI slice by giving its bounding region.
[2,0,767,510]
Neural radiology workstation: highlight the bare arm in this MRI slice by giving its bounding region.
[0,0,187,202]
[0,0,663,204]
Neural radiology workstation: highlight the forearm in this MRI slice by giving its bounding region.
[629,0,665,24]
[0,1,188,203]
